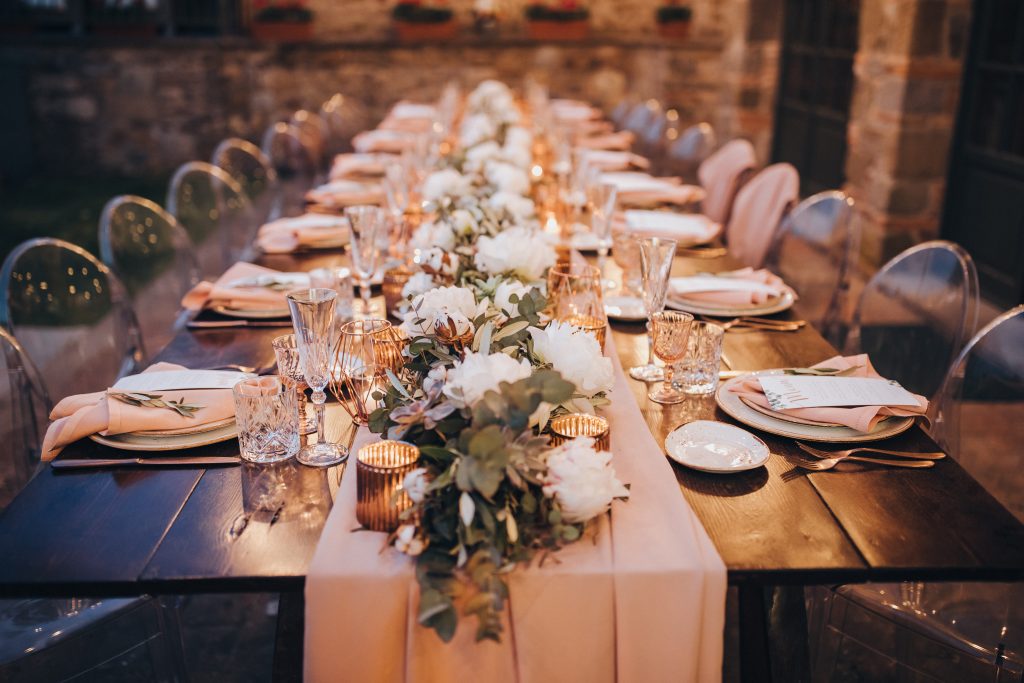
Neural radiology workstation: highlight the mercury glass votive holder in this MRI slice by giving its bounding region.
[564,313,608,350]
[356,440,420,532]
[382,264,412,318]
[549,413,611,452]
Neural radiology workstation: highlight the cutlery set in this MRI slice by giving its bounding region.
[698,315,805,332]
[781,442,944,473]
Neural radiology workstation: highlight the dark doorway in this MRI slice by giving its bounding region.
[942,0,1024,308]
[771,0,860,196]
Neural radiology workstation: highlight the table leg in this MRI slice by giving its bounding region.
[272,589,304,683]
[738,585,812,683]
[738,584,773,683]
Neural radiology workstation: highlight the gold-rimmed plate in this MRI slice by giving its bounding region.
[90,420,238,451]
[667,290,795,318]
[211,305,291,320]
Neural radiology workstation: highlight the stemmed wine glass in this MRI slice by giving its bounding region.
[383,166,412,262]
[286,287,346,467]
[588,180,618,290]
[344,205,386,318]
[629,236,677,382]
[648,310,694,404]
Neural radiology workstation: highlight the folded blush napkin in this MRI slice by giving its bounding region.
[352,129,417,154]
[329,153,395,180]
[256,214,349,254]
[617,210,720,244]
[728,354,929,433]
[669,268,795,306]
[602,172,704,207]
[304,180,385,208]
[181,262,307,312]
[575,130,635,151]
[41,362,239,461]
[579,150,651,172]
[550,100,602,122]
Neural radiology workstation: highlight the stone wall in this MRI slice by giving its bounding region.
[844,0,970,264]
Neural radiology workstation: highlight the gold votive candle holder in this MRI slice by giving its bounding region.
[356,440,420,532]
[382,264,412,318]
[564,313,608,350]
[549,413,611,452]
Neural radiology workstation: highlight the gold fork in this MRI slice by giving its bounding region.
[797,442,945,461]
[782,451,934,471]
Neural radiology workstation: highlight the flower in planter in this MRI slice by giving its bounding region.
[655,2,693,24]
[254,0,314,23]
[524,1,590,22]
[391,0,455,23]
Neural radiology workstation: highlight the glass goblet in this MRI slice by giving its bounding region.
[286,287,346,467]
[629,236,677,382]
[648,310,694,404]
[588,181,618,290]
[271,333,316,435]
[344,205,386,317]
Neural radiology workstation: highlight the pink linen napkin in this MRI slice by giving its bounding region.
[378,116,434,133]
[255,214,349,255]
[696,139,757,225]
[579,150,651,171]
[304,180,385,208]
[181,262,298,312]
[726,163,800,268]
[329,153,395,180]
[728,354,929,433]
[550,99,602,122]
[613,210,721,244]
[670,267,795,306]
[352,129,417,154]
[41,362,237,461]
[576,130,635,151]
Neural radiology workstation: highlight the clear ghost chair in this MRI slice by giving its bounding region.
[99,195,199,358]
[696,138,757,226]
[0,238,144,402]
[665,122,716,184]
[0,327,47,509]
[724,162,800,268]
[609,97,635,128]
[291,109,329,171]
[638,110,669,168]
[811,306,1024,683]
[623,99,662,136]
[212,137,279,225]
[845,240,980,399]
[763,191,858,346]
[167,160,254,279]
[321,93,369,156]
[262,121,318,218]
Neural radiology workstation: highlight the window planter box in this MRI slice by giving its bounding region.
[526,19,589,41]
[251,21,314,42]
[393,19,459,42]
[657,20,691,39]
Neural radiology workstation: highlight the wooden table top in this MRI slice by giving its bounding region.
[0,247,1022,598]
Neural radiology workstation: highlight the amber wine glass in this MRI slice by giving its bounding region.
[648,310,694,404]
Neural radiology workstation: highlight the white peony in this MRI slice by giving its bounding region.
[543,436,629,524]
[492,279,533,317]
[402,468,429,504]
[485,161,531,196]
[459,113,499,148]
[401,285,485,339]
[475,226,557,282]
[422,169,471,202]
[410,219,456,252]
[504,126,533,154]
[488,191,536,223]
[529,321,614,397]
[500,141,533,171]
[464,141,503,173]
[442,350,532,407]
[401,272,437,301]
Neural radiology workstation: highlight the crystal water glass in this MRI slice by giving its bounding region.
[589,181,618,290]
[674,322,726,395]
[232,376,300,464]
[271,334,317,435]
[309,266,355,330]
[648,310,694,404]
[629,236,677,382]
[287,288,346,467]
[345,205,386,317]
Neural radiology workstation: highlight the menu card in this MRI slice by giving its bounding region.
[113,370,253,392]
[757,376,920,411]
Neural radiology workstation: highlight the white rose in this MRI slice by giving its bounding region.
[401,285,484,339]
[492,279,533,317]
[529,321,614,397]
[485,161,531,196]
[401,272,437,301]
[442,350,532,407]
[488,191,536,223]
[422,169,471,202]
[409,219,456,252]
[543,436,629,524]
[474,226,556,282]
[402,468,429,504]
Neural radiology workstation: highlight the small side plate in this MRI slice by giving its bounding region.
[211,305,291,320]
[665,420,770,473]
[604,295,647,322]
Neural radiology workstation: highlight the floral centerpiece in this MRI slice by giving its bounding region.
[655,1,693,39]
[524,1,590,41]
[391,0,459,42]
[251,0,314,42]
[364,80,628,642]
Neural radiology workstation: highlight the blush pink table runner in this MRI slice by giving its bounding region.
[304,336,726,682]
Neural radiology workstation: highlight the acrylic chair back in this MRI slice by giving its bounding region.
[212,137,278,224]
[0,326,49,510]
[291,109,329,170]
[764,191,858,344]
[847,240,980,399]
[665,122,716,184]
[725,162,800,268]
[99,195,199,358]
[166,161,253,278]
[262,121,319,218]
[321,93,368,156]
[623,99,662,136]
[0,238,144,403]
[697,138,757,225]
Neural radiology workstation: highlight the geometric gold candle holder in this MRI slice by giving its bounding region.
[563,313,608,350]
[356,440,420,532]
[549,413,611,452]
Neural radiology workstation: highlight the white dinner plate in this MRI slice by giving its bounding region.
[211,305,291,320]
[604,295,646,322]
[665,420,770,473]
[90,420,238,452]
[715,370,916,443]
[569,231,602,252]
[667,290,795,317]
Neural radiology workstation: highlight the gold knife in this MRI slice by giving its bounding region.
[52,456,241,469]
[187,320,293,329]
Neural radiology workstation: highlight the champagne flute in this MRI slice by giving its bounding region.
[345,205,386,317]
[287,288,346,467]
[648,310,694,404]
[588,180,618,290]
[629,236,677,382]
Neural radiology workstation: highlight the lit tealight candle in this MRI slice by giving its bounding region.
[549,413,611,452]
[564,313,607,350]
[356,440,420,532]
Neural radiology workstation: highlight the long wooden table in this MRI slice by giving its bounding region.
[1,246,1023,682]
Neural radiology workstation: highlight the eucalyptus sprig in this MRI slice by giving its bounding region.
[109,392,203,419]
